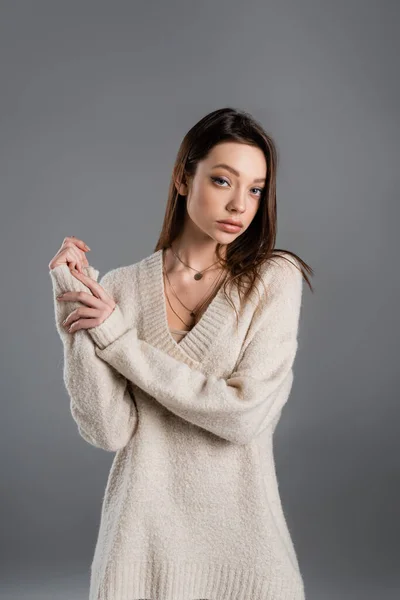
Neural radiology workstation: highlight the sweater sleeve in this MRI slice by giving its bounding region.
[49,264,138,452]
[86,257,303,445]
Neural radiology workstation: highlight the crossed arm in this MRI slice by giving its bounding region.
[86,257,304,445]
[51,257,303,449]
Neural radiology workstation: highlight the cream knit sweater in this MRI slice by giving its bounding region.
[49,248,306,600]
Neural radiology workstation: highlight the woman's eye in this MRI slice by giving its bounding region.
[212,177,264,197]
[211,176,229,186]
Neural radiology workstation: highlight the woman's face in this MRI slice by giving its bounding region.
[177,141,267,244]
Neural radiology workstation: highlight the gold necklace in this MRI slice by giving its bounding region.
[164,259,223,316]
[164,269,226,328]
[164,284,191,328]
[170,244,222,280]
[162,250,227,325]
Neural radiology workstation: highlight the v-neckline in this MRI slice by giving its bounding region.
[139,248,236,365]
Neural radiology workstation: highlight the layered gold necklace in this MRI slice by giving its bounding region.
[162,246,227,329]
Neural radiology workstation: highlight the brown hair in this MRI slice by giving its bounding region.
[154,107,314,324]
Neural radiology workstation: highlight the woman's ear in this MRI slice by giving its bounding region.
[174,176,188,196]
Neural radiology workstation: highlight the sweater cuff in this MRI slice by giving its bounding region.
[49,263,129,349]
[49,263,100,294]
[87,303,129,350]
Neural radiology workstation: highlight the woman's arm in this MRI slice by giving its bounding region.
[86,258,303,445]
[49,264,138,452]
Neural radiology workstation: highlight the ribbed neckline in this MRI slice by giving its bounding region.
[140,248,235,365]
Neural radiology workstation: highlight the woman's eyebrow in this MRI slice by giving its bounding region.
[211,163,266,183]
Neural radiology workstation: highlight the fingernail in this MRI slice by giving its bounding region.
[85,245,91,251]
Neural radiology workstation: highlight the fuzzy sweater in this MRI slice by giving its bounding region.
[49,247,306,600]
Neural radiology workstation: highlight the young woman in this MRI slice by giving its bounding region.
[49,107,313,600]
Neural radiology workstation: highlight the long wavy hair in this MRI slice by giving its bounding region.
[154,107,314,324]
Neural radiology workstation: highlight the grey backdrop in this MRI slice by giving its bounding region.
[1,1,398,599]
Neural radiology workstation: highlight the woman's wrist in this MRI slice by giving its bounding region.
[87,303,129,350]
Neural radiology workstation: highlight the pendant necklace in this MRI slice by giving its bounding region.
[162,247,227,325]
[170,245,221,280]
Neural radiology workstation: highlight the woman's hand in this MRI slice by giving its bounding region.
[48,235,91,274]
[57,268,117,333]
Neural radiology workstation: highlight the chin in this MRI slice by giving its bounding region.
[211,232,235,244]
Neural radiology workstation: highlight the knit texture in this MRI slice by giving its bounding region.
[49,248,306,600]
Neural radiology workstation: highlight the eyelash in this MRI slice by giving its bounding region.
[211,176,264,197]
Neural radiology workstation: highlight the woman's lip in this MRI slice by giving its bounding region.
[216,221,242,232]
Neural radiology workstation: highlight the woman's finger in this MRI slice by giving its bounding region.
[62,237,90,272]
[69,239,90,268]
[69,268,116,308]
[68,317,102,333]
[63,242,86,273]
[57,289,104,309]
[64,236,91,252]
[62,306,100,329]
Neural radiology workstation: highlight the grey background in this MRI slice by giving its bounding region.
[1,1,398,599]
